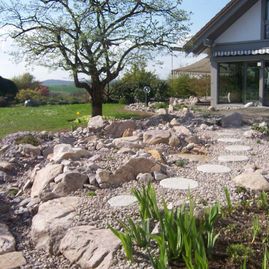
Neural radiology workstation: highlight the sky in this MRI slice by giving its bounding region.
[0,0,230,81]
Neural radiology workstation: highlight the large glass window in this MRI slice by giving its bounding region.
[264,62,269,105]
[265,0,269,39]
[218,63,243,104]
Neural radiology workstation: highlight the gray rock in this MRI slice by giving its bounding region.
[156,108,167,115]
[60,226,120,269]
[112,136,142,148]
[0,251,26,269]
[105,120,137,138]
[0,161,14,173]
[31,196,80,254]
[136,173,154,183]
[221,112,242,128]
[88,115,105,129]
[0,223,15,254]
[52,172,88,196]
[232,173,269,191]
[153,171,167,181]
[143,130,171,145]
[173,125,192,136]
[19,144,41,157]
[31,164,63,198]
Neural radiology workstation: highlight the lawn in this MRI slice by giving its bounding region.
[0,103,149,138]
[48,85,86,95]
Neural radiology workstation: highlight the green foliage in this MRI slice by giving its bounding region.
[262,246,269,269]
[87,191,96,197]
[257,191,269,210]
[175,159,189,168]
[227,244,252,264]
[15,134,40,146]
[252,122,269,135]
[151,102,168,109]
[251,216,261,243]
[108,64,169,104]
[12,73,40,90]
[0,76,18,102]
[224,187,233,214]
[16,88,45,103]
[168,74,210,98]
[112,184,220,269]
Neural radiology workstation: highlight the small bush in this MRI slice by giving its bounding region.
[15,134,40,146]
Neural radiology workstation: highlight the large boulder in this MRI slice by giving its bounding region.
[31,164,63,198]
[173,125,192,136]
[0,223,15,254]
[60,226,120,269]
[0,161,14,173]
[112,136,142,148]
[232,172,269,191]
[0,251,26,269]
[143,130,171,145]
[96,157,163,188]
[31,197,80,254]
[19,144,41,157]
[52,172,88,196]
[51,144,91,162]
[88,116,106,129]
[221,112,242,128]
[105,120,137,138]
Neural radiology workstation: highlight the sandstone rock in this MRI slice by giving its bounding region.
[31,196,80,254]
[157,108,167,115]
[143,130,171,145]
[136,173,154,183]
[96,158,162,187]
[122,128,134,137]
[208,106,216,111]
[232,173,269,191]
[0,161,13,173]
[190,96,199,105]
[88,115,105,129]
[31,164,63,198]
[170,118,181,126]
[105,120,136,138]
[221,112,242,128]
[147,149,166,163]
[169,134,180,147]
[0,251,26,269]
[168,105,174,113]
[185,135,200,144]
[173,125,192,136]
[51,144,91,162]
[52,172,89,196]
[20,144,41,157]
[0,223,15,254]
[112,136,142,148]
[60,226,120,269]
[243,130,262,139]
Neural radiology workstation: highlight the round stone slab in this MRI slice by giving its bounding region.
[160,177,198,190]
[218,155,249,163]
[225,145,252,152]
[217,138,242,143]
[108,195,137,207]
[197,164,231,173]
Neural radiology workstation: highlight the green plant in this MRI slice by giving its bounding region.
[240,256,247,269]
[251,216,261,243]
[224,187,233,214]
[257,191,269,210]
[15,134,40,146]
[252,123,269,135]
[132,183,160,221]
[227,244,252,264]
[262,246,269,269]
[175,159,189,168]
[109,226,133,262]
[257,139,262,144]
[151,102,168,109]
[87,191,96,197]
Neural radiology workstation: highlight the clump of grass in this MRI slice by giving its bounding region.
[251,216,261,243]
[151,102,168,109]
[15,134,40,146]
[257,191,269,210]
[175,159,189,168]
[87,191,96,197]
[224,187,233,214]
[227,244,252,265]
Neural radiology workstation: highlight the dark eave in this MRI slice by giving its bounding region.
[185,0,259,54]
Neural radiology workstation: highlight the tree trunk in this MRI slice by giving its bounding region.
[91,85,103,116]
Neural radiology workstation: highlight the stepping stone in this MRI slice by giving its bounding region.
[160,177,198,190]
[217,138,242,143]
[225,145,252,152]
[218,155,249,163]
[173,154,210,163]
[108,195,137,207]
[216,132,237,137]
[197,164,231,173]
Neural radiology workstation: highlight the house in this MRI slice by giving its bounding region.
[185,0,269,106]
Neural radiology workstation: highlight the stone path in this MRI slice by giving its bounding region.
[218,155,249,162]
[197,164,231,173]
[225,145,252,152]
[217,138,242,143]
[108,195,137,207]
[160,177,198,190]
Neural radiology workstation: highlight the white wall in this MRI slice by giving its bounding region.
[215,0,261,43]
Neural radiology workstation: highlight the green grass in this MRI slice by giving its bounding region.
[48,85,86,95]
[0,103,148,138]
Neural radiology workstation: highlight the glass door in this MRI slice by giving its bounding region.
[264,62,269,106]
[244,62,259,104]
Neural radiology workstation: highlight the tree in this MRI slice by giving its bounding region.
[12,73,40,90]
[0,0,189,116]
[0,76,18,100]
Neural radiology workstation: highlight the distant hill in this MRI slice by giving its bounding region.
[41,79,74,86]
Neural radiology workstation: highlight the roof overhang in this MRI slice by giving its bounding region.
[173,57,210,75]
[185,0,259,54]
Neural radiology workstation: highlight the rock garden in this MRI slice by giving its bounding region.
[1,104,269,268]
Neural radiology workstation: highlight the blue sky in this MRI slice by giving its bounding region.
[0,0,230,81]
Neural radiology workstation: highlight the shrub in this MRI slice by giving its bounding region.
[15,134,40,146]
[16,88,45,104]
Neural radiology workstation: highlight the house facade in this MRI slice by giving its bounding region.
[186,0,269,106]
